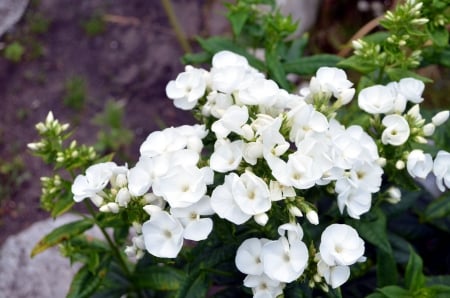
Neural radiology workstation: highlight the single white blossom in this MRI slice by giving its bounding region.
[433,150,450,192]
[142,211,184,258]
[165,66,207,110]
[358,85,396,114]
[381,114,410,146]
[407,149,433,179]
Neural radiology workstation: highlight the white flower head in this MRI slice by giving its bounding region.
[317,257,350,289]
[319,224,365,267]
[142,211,184,258]
[406,149,433,179]
[381,114,410,146]
[358,85,396,114]
[210,139,244,173]
[235,238,269,275]
[306,67,354,104]
[166,66,207,110]
[72,162,118,202]
[398,77,425,104]
[170,196,214,241]
[211,105,249,139]
[262,236,309,283]
[433,150,450,192]
[233,171,271,216]
[243,274,285,298]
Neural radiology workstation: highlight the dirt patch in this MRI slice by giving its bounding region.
[0,0,229,245]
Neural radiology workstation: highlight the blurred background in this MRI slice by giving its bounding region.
[0,0,448,245]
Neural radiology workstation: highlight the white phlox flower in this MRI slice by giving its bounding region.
[335,185,373,219]
[358,85,396,114]
[381,114,410,146]
[235,238,270,275]
[237,77,280,106]
[210,139,244,172]
[319,224,365,267]
[233,170,271,216]
[433,150,450,192]
[261,225,309,283]
[210,173,252,224]
[72,162,118,202]
[140,128,187,157]
[302,67,355,105]
[386,82,407,114]
[165,66,208,110]
[243,273,285,298]
[210,50,259,94]
[284,150,323,190]
[317,255,350,289]
[142,210,184,258]
[407,149,433,179]
[398,77,425,104]
[127,157,154,196]
[287,103,328,144]
[170,196,214,241]
[211,105,250,139]
[203,91,233,118]
[152,164,209,208]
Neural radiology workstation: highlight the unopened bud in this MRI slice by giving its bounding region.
[386,186,401,204]
[432,111,449,126]
[99,202,120,213]
[422,123,435,136]
[254,213,269,226]
[306,210,319,225]
[289,206,303,217]
[396,160,405,170]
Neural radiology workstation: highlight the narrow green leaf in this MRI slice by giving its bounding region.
[365,293,386,298]
[227,10,248,36]
[175,271,209,298]
[31,219,94,257]
[405,247,426,291]
[67,264,107,298]
[376,285,411,298]
[283,54,342,75]
[385,68,433,83]
[424,192,450,221]
[51,192,75,218]
[134,265,186,291]
[266,49,290,90]
[182,51,212,65]
[428,26,449,48]
[337,55,376,74]
[376,248,398,287]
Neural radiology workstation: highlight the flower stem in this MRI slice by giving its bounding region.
[161,0,192,53]
[83,201,131,277]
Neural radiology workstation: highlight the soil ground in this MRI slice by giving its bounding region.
[0,0,230,245]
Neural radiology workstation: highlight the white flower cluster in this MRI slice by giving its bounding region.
[357,78,450,191]
[70,50,449,296]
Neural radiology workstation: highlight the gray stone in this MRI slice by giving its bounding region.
[0,213,102,298]
[0,0,29,37]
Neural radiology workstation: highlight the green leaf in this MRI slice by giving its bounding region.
[175,271,209,298]
[283,54,342,75]
[133,265,186,291]
[31,218,94,257]
[266,48,290,90]
[50,192,75,218]
[337,55,376,74]
[424,192,450,221]
[428,26,449,48]
[376,248,398,287]
[67,264,108,298]
[196,37,265,70]
[227,9,249,36]
[347,208,392,254]
[182,51,212,65]
[385,68,433,83]
[405,247,426,291]
[376,285,411,298]
[365,293,386,298]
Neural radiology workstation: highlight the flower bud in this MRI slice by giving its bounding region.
[100,202,120,213]
[396,160,405,170]
[289,206,303,217]
[143,204,162,215]
[432,111,449,126]
[386,186,401,204]
[90,194,104,207]
[254,213,269,226]
[422,123,435,136]
[116,188,131,207]
[306,210,319,225]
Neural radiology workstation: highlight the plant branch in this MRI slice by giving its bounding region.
[161,0,192,53]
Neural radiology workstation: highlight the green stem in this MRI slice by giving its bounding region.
[83,201,131,277]
[161,0,192,53]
